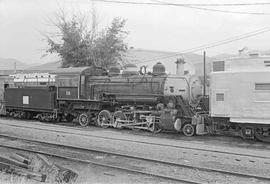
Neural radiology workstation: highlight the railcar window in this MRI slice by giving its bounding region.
[213,61,225,72]
[216,93,224,101]
[23,96,29,104]
[255,83,270,90]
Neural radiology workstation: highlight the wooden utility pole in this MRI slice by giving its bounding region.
[203,51,206,96]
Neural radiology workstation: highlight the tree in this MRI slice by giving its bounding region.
[45,12,128,69]
[94,18,128,69]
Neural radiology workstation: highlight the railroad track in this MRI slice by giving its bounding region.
[1,115,268,148]
[0,134,269,184]
[2,112,270,145]
[0,119,268,160]
[0,135,200,184]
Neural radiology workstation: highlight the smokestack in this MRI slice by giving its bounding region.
[175,58,185,75]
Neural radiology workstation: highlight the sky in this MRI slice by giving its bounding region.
[1,0,270,64]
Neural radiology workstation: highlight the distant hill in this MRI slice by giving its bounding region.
[0,58,29,70]
[25,49,215,75]
[26,60,62,70]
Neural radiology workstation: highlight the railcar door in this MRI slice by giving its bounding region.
[210,89,229,116]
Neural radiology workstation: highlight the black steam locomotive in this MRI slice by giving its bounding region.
[2,62,207,136]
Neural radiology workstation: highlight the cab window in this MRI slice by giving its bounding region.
[56,75,79,87]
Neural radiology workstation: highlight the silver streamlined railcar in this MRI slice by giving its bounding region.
[210,51,270,141]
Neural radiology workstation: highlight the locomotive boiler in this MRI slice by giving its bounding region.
[89,62,202,107]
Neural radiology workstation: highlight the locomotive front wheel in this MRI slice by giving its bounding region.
[97,110,111,128]
[182,124,195,136]
[78,113,90,127]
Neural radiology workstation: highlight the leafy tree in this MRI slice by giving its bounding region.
[45,13,128,69]
[94,18,128,69]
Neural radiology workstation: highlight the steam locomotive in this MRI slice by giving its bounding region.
[2,60,207,136]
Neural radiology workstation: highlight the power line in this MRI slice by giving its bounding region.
[164,3,270,15]
[179,28,269,52]
[91,0,270,62]
[93,0,270,15]
[94,0,270,6]
[135,28,270,64]
[154,0,270,15]
[133,27,270,64]
[157,2,270,7]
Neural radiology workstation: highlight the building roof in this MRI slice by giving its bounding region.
[50,67,92,75]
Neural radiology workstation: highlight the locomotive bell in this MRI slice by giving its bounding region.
[152,62,166,76]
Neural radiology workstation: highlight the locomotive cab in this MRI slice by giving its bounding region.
[52,67,91,100]
[51,67,106,100]
[50,66,109,124]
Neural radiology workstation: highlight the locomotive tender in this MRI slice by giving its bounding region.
[3,60,206,136]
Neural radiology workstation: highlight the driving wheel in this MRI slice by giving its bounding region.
[97,110,112,128]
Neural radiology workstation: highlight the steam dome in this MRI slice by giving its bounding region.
[152,62,166,75]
